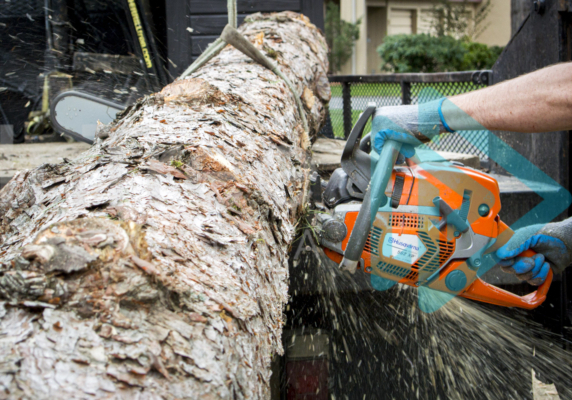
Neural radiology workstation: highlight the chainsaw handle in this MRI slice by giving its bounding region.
[460,249,553,310]
[340,105,377,195]
[339,139,402,273]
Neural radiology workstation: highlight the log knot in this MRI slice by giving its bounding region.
[160,79,232,108]
[2,219,155,306]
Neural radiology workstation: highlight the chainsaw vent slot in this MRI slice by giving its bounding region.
[377,261,409,278]
[364,227,383,256]
[405,271,418,282]
[389,213,424,229]
[437,240,455,264]
[415,231,438,272]
[414,232,455,274]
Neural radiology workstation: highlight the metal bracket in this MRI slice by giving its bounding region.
[467,238,497,271]
[471,70,493,86]
[533,0,546,14]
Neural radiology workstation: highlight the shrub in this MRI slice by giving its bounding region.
[461,41,503,70]
[377,34,503,73]
[376,34,465,73]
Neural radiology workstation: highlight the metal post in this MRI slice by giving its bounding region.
[321,112,335,139]
[342,81,352,139]
[400,81,411,105]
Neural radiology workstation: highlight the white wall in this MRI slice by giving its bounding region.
[475,0,511,46]
[340,0,368,75]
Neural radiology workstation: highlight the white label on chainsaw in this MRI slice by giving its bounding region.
[382,234,427,264]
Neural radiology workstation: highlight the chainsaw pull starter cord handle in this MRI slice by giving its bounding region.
[460,249,553,309]
[340,140,402,273]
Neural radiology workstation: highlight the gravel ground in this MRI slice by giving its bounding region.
[0,142,90,188]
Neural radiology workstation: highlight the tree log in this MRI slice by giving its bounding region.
[0,12,329,399]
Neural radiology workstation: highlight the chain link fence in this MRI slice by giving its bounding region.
[322,71,492,160]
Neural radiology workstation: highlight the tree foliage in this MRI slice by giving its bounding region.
[427,0,493,40]
[461,41,503,70]
[376,34,464,73]
[324,2,361,73]
[377,34,503,73]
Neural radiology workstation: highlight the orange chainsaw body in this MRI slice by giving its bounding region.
[323,161,552,310]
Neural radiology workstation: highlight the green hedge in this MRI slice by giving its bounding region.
[376,34,503,73]
[461,41,504,70]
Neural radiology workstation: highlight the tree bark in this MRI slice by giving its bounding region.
[0,12,329,399]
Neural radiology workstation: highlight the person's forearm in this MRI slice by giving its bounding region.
[449,63,572,133]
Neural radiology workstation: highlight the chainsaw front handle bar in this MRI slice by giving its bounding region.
[340,139,402,273]
[460,249,553,309]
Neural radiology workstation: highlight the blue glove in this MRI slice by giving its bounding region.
[496,220,572,285]
[496,243,552,285]
[371,99,452,158]
[371,98,489,158]
[373,129,418,158]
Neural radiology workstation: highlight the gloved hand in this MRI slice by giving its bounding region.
[496,218,572,285]
[374,129,420,158]
[371,99,452,157]
[372,98,484,157]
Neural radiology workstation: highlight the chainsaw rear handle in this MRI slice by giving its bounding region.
[460,249,553,309]
[340,139,402,273]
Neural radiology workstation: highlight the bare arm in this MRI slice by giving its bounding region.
[450,63,572,133]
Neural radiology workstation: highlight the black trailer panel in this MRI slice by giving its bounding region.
[190,0,302,14]
[490,0,572,335]
[166,0,324,77]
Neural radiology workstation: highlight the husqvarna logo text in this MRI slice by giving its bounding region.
[388,237,420,251]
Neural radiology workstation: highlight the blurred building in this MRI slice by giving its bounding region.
[337,0,511,75]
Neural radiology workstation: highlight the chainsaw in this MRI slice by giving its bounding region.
[315,104,552,310]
